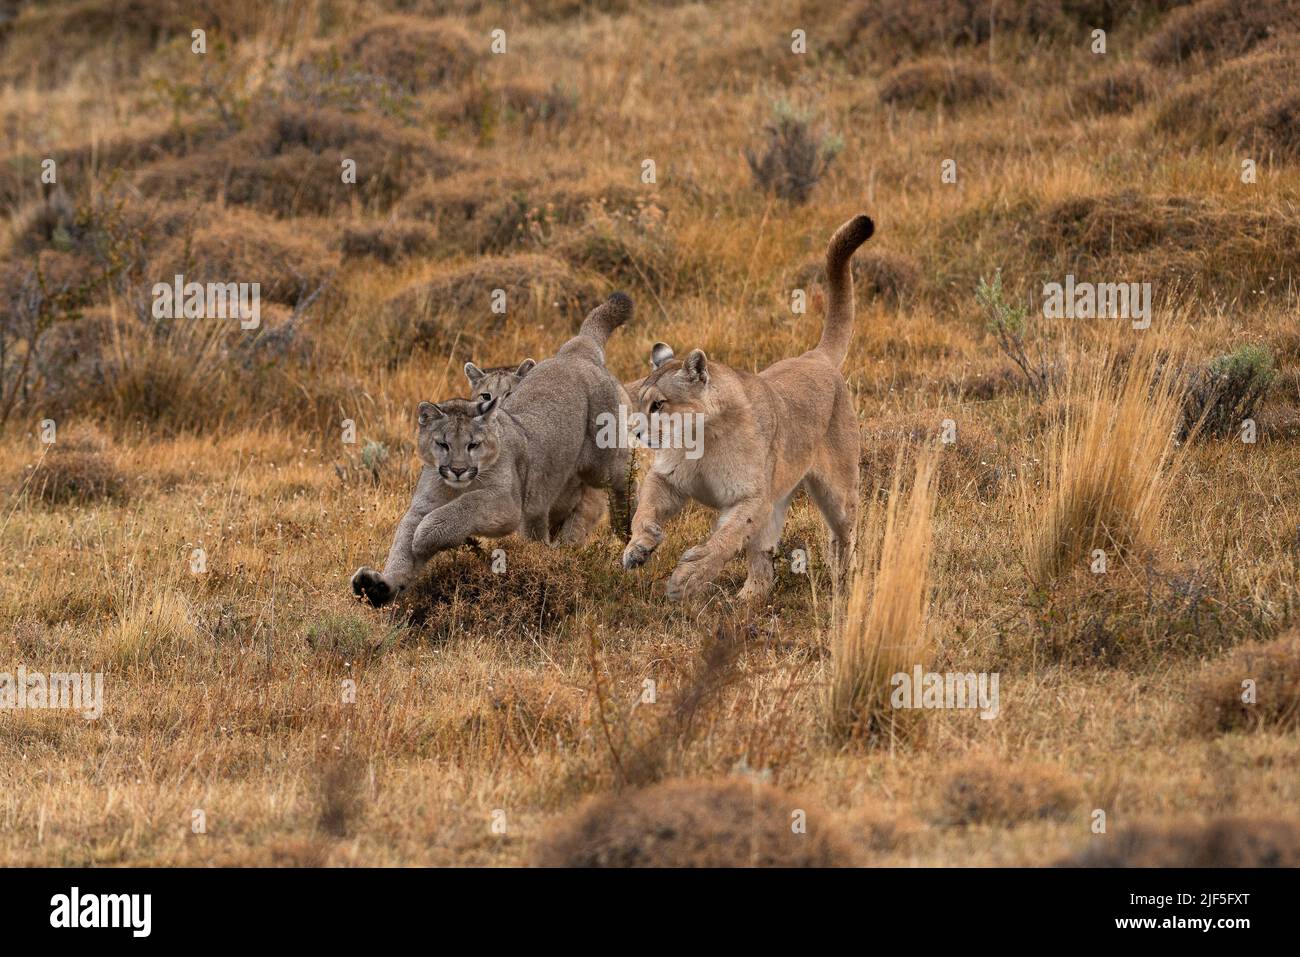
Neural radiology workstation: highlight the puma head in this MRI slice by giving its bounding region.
[416,396,503,488]
[464,359,536,405]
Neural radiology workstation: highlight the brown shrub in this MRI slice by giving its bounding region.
[794,249,921,307]
[1192,630,1300,734]
[0,0,213,87]
[398,542,587,639]
[440,80,578,133]
[838,0,1167,63]
[961,191,1300,301]
[1063,816,1300,866]
[1155,43,1300,161]
[151,207,338,304]
[1026,564,1273,666]
[936,758,1080,826]
[341,16,476,92]
[33,307,115,408]
[137,108,465,216]
[340,220,441,264]
[1069,63,1156,114]
[17,427,129,506]
[396,167,646,255]
[878,58,1011,109]
[552,212,679,291]
[534,778,860,867]
[383,254,604,354]
[1143,0,1298,65]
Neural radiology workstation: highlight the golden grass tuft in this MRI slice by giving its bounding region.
[827,450,938,744]
[1021,344,1185,586]
[398,543,591,641]
[1192,629,1300,733]
[104,590,204,669]
[936,757,1080,826]
[534,777,860,867]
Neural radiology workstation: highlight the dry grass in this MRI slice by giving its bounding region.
[937,757,1080,826]
[1021,343,1186,585]
[0,0,1297,868]
[878,58,1011,109]
[533,777,860,867]
[1192,630,1300,733]
[827,451,938,744]
[1064,816,1300,866]
[1142,0,1299,66]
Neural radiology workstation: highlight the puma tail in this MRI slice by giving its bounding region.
[816,214,874,365]
[579,292,634,348]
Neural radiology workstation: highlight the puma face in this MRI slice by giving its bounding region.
[464,359,536,405]
[632,342,709,445]
[417,397,502,488]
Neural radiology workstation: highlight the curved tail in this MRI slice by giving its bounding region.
[579,292,634,347]
[816,214,874,364]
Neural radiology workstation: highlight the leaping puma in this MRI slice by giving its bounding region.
[620,214,875,601]
[351,293,636,607]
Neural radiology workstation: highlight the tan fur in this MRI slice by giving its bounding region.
[621,214,875,601]
[351,294,635,607]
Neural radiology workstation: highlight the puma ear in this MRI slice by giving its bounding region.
[464,362,484,386]
[417,401,444,426]
[651,342,674,369]
[516,358,536,377]
[474,395,499,420]
[683,349,709,384]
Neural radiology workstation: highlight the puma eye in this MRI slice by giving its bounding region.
[479,393,491,401]
[467,442,479,452]
[649,400,665,413]
[436,441,449,452]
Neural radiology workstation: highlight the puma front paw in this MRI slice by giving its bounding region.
[351,566,400,608]
[621,522,663,570]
